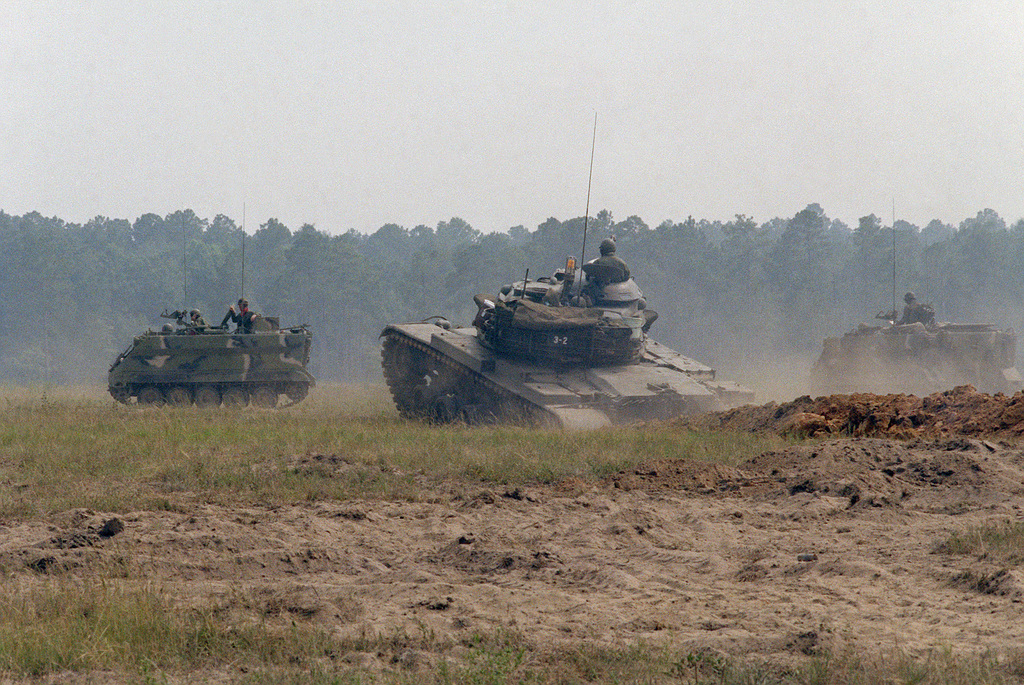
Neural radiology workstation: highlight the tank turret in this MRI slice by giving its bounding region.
[472,260,647,368]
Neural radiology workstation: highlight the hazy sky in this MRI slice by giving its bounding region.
[3,1,1023,234]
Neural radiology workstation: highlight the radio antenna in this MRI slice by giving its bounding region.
[577,112,597,294]
[182,213,188,312]
[241,203,246,298]
[891,198,896,322]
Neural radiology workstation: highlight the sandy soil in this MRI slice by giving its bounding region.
[3,389,1024,674]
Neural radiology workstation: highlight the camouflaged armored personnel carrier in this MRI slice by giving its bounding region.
[811,319,1023,397]
[381,258,753,428]
[108,310,315,407]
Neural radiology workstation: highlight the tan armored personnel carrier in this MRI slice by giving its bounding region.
[811,317,1022,397]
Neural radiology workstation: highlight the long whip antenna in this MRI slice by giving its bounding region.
[577,112,598,293]
[182,213,188,312]
[241,203,246,299]
[891,198,896,322]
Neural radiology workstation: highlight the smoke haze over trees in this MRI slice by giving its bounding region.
[2,205,1023,395]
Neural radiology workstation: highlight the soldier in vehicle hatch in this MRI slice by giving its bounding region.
[221,298,257,333]
[591,238,630,284]
[896,292,935,326]
[186,309,208,334]
[579,238,630,305]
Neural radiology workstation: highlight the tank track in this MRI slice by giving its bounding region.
[380,327,553,426]
[108,381,311,408]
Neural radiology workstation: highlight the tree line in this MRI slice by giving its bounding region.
[2,205,1023,386]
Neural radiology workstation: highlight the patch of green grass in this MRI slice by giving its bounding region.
[938,520,1024,565]
[435,642,1018,685]
[0,580,343,678]
[0,383,786,517]
[0,579,1017,685]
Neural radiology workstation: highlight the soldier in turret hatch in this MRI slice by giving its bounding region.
[221,298,257,333]
[579,238,630,305]
[591,238,630,283]
[896,292,935,326]
[185,309,208,334]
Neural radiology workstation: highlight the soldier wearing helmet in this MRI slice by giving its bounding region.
[221,298,257,333]
[896,292,935,326]
[577,237,631,306]
[589,238,630,284]
[184,309,208,335]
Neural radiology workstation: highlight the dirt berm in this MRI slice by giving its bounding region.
[674,384,1024,439]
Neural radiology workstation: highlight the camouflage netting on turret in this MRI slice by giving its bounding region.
[493,299,610,331]
[483,298,643,367]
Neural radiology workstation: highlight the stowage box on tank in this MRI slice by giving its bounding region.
[108,315,315,408]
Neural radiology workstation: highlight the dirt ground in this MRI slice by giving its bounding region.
[677,384,1024,440]
[4,387,1024,675]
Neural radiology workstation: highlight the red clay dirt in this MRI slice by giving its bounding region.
[676,384,1024,439]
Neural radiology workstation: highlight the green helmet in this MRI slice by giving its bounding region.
[599,238,616,256]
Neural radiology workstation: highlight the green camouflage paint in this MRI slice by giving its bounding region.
[108,325,315,407]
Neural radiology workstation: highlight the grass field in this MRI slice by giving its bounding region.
[0,383,782,518]
[0,384,1020,684]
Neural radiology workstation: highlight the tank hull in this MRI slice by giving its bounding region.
[381,323,753,428]
[811,322,1023,396]
[108,327,315,407]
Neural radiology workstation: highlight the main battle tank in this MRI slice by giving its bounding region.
[811,316,1023,397]
[108,310,315,407]
[380,259,754,428]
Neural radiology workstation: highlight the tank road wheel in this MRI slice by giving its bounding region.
[165,386,192,406]
[431,395,459,424]
[195,385,221,408]
[137,385,165,407]
[382,331,510,423]
[109,386,130,404]
[285,383,309,404]
[222,387,249,407]
[251,387,278,409]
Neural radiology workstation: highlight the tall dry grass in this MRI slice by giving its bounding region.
[0,383,784,517]
[938,520,1024,565]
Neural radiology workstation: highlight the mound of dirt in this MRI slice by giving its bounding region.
[607,437,1024,511]
[677,385,1024,439]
